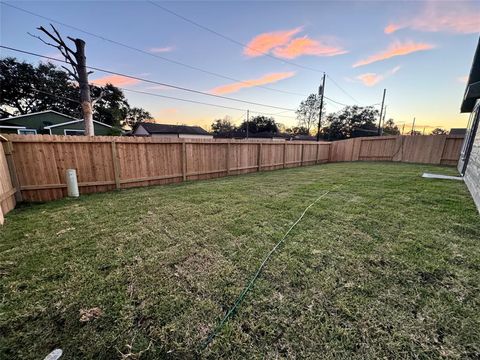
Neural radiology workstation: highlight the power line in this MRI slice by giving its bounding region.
[148,1,366,105]
[326,74,362,104]
[2,2,365,107]
[4,54,297,120]
[0,45,297,112]
[122,88,296,120]
[148,1,327,74]
[1,1,308,98]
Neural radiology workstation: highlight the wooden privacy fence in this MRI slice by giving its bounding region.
[0,134,464,208]
[0,136,16,224]
[328,135,464,165]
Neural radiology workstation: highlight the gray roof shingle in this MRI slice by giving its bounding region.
[137,122,210,135]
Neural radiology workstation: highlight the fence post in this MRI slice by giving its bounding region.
[2,141,22,202]
[316,142,320,165]
[283,142,287,168]
[300,143,304,166]
[226,141,230,175]
[182,141,187,181]
[257,143,262,171]
[110,141,121,190]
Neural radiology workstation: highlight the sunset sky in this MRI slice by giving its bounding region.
[1,1,479,132]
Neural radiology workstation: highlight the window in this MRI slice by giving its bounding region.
[64,129,85,136]
[17,129,37,135]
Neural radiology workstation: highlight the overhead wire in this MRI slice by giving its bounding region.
[148,1,365,105]
[0,45,298,112]
[0,1,308,98]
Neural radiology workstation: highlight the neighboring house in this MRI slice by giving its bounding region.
[214,130,286,141]
[133,122,213,139]
[0,110,117,135]
[459,37,480,212]
[449,128,467,136]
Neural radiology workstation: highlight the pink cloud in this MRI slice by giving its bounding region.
[353,41,434,67]
[385,1,480,34]
[91,75,140,87]
[244,27,346,59]
[457,75,468,84]
[244,27,302,57]
[210,72,295,95]
[272,36,347,59]
[149,46,174,53]
[357,66,401,87]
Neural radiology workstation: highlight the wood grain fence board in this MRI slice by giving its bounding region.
[0,134,464,204]
[0,140,16,223]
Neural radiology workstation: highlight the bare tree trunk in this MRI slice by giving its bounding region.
[33,25,97,136]
[73,39,94,136]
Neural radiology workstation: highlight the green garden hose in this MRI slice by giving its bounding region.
[200,187,339,350]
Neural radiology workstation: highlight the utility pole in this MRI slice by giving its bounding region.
[401,124,405,135]
[378,88,386,136]
[34,24,95,136]
[411,117,416,135]
[316,73,326,142]
[422,127,426,135]
[246,109,249,139]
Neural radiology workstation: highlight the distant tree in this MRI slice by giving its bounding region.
[0,57,80,118]
[411,130,422,136]
[382,118,400,135]
[431,128,448,135]
[284,126,310,136]
[296,93,320,134]
[323,105,378,140]
[211,116,235,134]
[0,57,152,129]
[122,107,153,129]
[238,115,278,134]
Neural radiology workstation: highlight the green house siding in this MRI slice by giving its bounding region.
[50,122,113,135]
[1,112,78,134]
[0,111,120,136]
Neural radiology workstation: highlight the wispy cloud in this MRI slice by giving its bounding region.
[149,46,174,53]
[91,75,140,87]
[159,108,178,116]
[210,72,295,95]
[357,66,401,86]
[244,27,346,59]
[384,1,480,34]
[244,27,302,57]
[353,41,434,67]
[272,36,347,59]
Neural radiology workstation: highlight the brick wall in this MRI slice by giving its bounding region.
[464,126,480,213]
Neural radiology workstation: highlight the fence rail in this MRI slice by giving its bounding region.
[0,134,464,213]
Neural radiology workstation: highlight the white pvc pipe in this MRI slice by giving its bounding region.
[66,169,79,198]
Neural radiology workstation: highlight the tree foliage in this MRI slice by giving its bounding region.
[238,115,278,134]
[431,128,447,135]
[296,93,320,134]
[0,57,152,128]
[211,116,235,134]
[323,106,379,140]
[382,119,400,135]
[0,57,80,117]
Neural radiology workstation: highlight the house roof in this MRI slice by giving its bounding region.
[136,122,210,135]
[0,110,80,122]
[44,119,113,129]
[461,37,480,113]
[449,128,467,136]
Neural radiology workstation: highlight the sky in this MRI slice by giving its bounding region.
[1,0,479,132]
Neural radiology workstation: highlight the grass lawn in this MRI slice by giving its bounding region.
[1,162,479,359]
